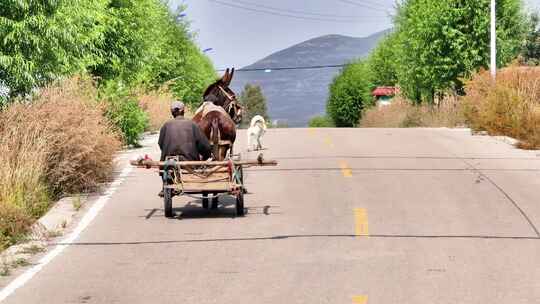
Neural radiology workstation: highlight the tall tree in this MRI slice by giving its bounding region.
[521,12,540,65]
[326,60,373,127]
[367,32,399,87]
[0,0,108,97]
[239,84,269,127]
[90,0,169,85]
[91,2,216,107]
[394,0,526,103]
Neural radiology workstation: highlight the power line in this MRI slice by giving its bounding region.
[217,64,348,72]
[224,0,387,19]
[208,0,388,23]
[337,0,390,12]
[348,0,394,10]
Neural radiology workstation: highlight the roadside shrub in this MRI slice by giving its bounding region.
[463,67,540,149]
[308,116,335,128]
[0,205,34,250]
[327,60,374,127]
[0,77,120,250]
[35,78,122,194]
[101,82,148,146]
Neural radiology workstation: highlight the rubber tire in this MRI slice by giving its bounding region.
[236,191,245,216]
[202,193,209,209]
[238,166,244,184]
[238,166,248,194]
[211,193,218,209]
[163,187,173,218]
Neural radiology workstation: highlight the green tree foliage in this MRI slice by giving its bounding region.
[0,1,216,143]
[393,0,526,102]
[0,0,108,97]
[324,0,527,125]
[521,12,540,65]
[327,61,373,127]
[100,81,148,146]
[91,2,216,108]
[239,84,269,127]
[367,33,399,87]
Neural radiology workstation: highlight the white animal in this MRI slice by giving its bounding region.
[247,115,267,151]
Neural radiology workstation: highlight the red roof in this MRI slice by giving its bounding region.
[372,86,399,97]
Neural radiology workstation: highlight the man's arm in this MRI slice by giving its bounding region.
[158,124,166,150]
[192,124,212,160]
[158,124,167,161]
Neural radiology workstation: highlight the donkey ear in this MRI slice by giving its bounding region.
[227,68,235,85]
[221,68,230,83]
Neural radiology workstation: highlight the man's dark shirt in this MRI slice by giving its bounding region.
[158,116,212,161]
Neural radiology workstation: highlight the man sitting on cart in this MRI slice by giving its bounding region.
[158,101,212,162]
[158,101,212,197]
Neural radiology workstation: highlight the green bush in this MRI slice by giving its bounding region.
[105,97,148,147]
[327,60,374,127]
[101,82,148,146]
[308,116,335,128]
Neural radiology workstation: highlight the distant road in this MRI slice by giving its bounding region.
[1,128,540,303]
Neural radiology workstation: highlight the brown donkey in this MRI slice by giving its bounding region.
[192,68,243,161]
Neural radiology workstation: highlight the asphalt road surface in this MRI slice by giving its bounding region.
[1,128,540,304]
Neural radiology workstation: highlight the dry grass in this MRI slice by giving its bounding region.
[138,89,194,131]
[360,96,466,128]
[463,67,540,149]
[0,76,120,250]
[138,90,174,131]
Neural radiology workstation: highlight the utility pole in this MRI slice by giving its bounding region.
[490,0,496,79]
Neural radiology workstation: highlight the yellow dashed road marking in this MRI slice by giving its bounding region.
[323,135,335,148]
[352,295,368,304]
[339,161,353,177]
[308,128,316,136]
[354,208,369,236]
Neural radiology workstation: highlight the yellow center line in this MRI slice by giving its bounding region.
[354,208,369,237]
[339,160,353,177]
[323,135,335,148]
[352,295,368,304]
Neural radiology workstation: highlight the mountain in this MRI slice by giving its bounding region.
[230,29,391,127]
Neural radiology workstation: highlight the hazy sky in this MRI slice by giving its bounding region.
[171,0,540,70]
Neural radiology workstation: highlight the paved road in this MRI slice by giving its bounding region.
[2,128,540,303]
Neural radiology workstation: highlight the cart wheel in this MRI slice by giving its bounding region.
[238,166,248,194]
[211,194,218,209]
[238,166,244,184]
[202,193,209,209]
[236,191,245,216]
[163,187,173,218]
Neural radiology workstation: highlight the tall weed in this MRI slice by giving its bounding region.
[0,77,120,250]
[463,67,540,149]
[138,90,174,131]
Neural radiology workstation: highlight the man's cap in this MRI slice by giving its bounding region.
[171,101,185,111]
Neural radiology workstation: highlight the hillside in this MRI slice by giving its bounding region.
[231,29,391,127]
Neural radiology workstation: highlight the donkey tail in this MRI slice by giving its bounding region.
[210,118,220,159]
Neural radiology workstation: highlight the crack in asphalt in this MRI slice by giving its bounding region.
[52,233,540,247]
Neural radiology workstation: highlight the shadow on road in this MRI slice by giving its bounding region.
[141,201,281,220]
